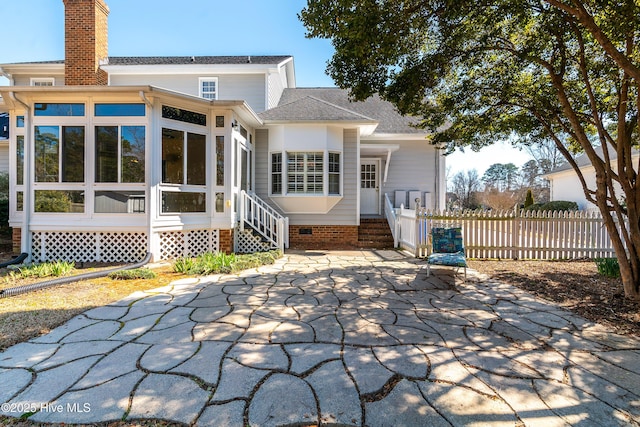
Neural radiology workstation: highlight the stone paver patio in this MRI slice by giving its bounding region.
[1,250,639,426]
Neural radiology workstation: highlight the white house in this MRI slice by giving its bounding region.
[0,0,445,262]
[544,146,639,211]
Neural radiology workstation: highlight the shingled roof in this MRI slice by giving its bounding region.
[107,56,292,65]
[5,56,292,66]
[275,88,424,134]
[258,96,376,123]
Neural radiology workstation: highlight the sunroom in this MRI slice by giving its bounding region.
[0,85,262,263]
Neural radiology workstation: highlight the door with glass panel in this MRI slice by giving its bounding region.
[360,159,380,215]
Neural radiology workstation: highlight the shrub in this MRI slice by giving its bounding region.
[108,268,157,280]
[172,250,282,275]
[524,189,534,208]
[16,260,75,279]
[595,258,620,278]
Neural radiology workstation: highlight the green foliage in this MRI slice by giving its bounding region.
[524,189,534,208]
[595,258,620,278]
[108,268,157,280]
[15,261,75,279]
[172,250,282,275]
[301,0,640,299]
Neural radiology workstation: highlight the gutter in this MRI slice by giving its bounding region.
[0,252,152,298]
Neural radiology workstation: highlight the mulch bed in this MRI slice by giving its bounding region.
[468,259,640,337]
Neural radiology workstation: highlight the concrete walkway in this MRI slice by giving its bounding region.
[1,250,639,426]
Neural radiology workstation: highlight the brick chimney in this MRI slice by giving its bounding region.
[63,0,110,85]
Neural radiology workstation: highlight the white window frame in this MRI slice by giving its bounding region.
[30,77,55,86]
[199,77,218,100]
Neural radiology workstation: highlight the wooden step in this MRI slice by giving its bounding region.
[358,218,395,249]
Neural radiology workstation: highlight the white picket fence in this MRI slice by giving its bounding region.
[392,205,618,259]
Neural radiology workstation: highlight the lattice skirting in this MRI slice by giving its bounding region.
[235,229,274,253]
[159,229,220,260]
[32,231,148,263]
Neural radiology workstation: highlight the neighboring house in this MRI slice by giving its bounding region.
[544,146,639,211]
[0,0,444,263]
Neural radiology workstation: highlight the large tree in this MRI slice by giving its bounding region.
[450,169,481,209]
[301,0,640,300]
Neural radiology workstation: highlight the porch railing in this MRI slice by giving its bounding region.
[240,190,289,251]
[384,193,399,247]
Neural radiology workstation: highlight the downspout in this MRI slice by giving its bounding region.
[434,146,441,211]
[9,92,31,261]
[0,252,152,298]
[139,90,155,261]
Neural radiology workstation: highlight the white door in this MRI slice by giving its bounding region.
[361,159,380,215]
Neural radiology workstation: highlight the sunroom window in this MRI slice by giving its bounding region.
[95,126,145,183]
[161,128,206,185]
[34,125,85,182]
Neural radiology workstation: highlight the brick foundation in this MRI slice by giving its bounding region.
[288,225,359,250]
[219,229,234,254]
[12,228,21,255]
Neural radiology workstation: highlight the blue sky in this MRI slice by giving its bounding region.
[0,0,531,176]
[0,0,335,87]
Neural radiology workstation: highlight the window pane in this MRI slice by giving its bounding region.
[95,126,118,182]
[61,126,85,182]
[216,136,224,186]
[95,103,145,117]
[95,191,145,213]
[35,126,59,182]
[215,192,224,213]
[216,116,225,127]
[16,191,23,212]
[16,135,24,186]
[122,126,145,183]
[34,103,85,116]
[161,106,206,126]
[35,190,84,213]
[187,132,206,185]
[162,128,184,184]
[201,80,217,100]
[161,192,206,213]
[16,116,24,128]
[271,153,282,194]
[329,153,340,195]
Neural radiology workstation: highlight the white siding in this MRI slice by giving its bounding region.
[110,74,267,112]
[549,169,595,210]
[374,139,440,209]
[267,69,286,110]
[12,75,64,86]
[0,142,8,174]
[255,129,269,199]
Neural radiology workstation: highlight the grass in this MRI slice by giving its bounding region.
[0,250,283,351]
[594,257,621,278]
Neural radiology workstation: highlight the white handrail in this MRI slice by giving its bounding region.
[240,190,289,250]
[384,193,399,247]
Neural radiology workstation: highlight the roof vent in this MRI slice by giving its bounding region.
[247,55,252,63]
[191,56,196,62]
